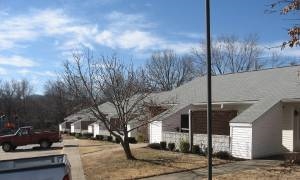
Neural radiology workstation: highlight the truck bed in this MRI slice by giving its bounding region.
[0,154,71,180]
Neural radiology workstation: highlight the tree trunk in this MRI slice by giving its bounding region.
[121,134,136,160]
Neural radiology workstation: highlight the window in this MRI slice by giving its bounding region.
[18,128,29,136]
[181,114,189,132]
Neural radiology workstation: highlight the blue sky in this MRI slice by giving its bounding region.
[0,0,299,94]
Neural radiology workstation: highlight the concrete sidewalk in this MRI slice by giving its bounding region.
[142,160,283,180]
[63,139,86,180]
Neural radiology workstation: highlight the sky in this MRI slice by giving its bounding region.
[0,0,299,94]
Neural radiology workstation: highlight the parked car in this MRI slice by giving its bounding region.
[0,154,71,180]
[0,126,62,152]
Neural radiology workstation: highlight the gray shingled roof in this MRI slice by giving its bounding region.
[151,66,300,123]
[170,66,300,104]
[65,66,300,124]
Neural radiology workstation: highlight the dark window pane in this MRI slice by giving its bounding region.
[181,114,189,129]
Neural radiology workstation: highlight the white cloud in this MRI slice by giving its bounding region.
[18,69,57,77]
[173,32,204,39]
[94,11,199,54]
[0,9,98,51]
[96,30,163,50]
[95,30,115,48]
[106,11,154,30]
[160,42,199,54]
[118,31,161,50]
[0,55,38,67]
[0,9,200,57]
[0,67,7,75]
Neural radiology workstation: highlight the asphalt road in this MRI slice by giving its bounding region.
[0,142,63,161]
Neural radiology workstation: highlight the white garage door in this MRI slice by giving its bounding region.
[150,121,162,143]
[231,126,252,159]
[88,125,93,134]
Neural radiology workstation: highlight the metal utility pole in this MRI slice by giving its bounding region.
[205,0,213,179]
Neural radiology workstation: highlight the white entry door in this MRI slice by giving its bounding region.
[150,121,162,143]
[71,124,75,133]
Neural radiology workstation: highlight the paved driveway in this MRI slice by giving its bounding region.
[0,142,63,161]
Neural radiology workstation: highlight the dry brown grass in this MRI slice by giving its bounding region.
[78,139,230,180]
[78,139,118,155]
[214,165,300,180]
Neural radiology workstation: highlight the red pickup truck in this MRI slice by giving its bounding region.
[0,126,62,152]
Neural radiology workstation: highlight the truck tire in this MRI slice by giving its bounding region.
[40,140,50,149]
[2,143,12,152]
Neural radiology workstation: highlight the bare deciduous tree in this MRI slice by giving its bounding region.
[267,0,300,48]
[62,51,152,160]
[146,49,197,91]
[0,79,33,127]
[193,35,263,75]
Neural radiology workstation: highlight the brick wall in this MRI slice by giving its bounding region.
[163,131,230,152]
[81,120,96,130]
[191,110,237,135]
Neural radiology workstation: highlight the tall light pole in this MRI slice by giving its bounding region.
[205,0,213,179]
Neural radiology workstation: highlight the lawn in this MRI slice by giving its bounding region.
[78,139,231,180]
[214,165,300,180]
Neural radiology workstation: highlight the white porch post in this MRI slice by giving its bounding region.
[109,116,111,136]
[189,109,193,151]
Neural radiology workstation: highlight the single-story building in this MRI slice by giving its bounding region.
[70,116,96,134]
[59,110,88,133]
[148,66,300,159]
[88,101,151,140]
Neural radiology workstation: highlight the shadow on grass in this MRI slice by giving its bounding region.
[135,156,206,172]
[64,144,115,148]
[64,144,78,147]
[133,158,206,179]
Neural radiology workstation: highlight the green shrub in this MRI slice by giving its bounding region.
[179,140,190,153]
[115,137,121,144]
[69,133,75,136]
[75,133,81,139]
[160,141,167,150]
[213,151,232,160]
[168,143,175,151]
[99,135,104,140]
[137,134,144,143]
[85,133,93,138]
[192,145,200,154]
[204,147,213,156]
[96,135,104,140]
[107,136,113,142]
[148,143,161,150]
[128,137,137,144]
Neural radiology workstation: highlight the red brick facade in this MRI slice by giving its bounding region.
[191,110,237,135]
